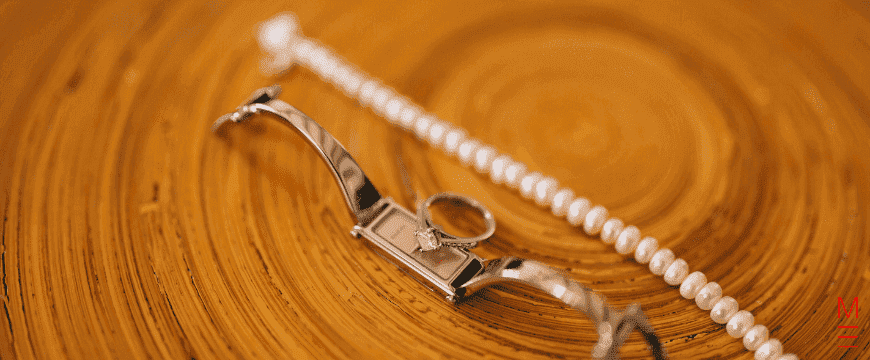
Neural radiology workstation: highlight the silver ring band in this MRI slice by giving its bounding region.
[414,193,496,251]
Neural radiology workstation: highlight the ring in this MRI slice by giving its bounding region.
[414,192,496,251]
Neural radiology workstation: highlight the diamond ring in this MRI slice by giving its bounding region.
[414,193,496,251]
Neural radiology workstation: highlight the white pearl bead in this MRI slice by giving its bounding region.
[320,61,341,83]
[534,177,558,206]
[332,64,350,86]
[648,248,675,275]
[695,282,723,310]
[324,60,343,85]
[326,59,345,84]
[600,218,624,244]
[371,86,392,114]
[775,354,799,360]
[457,139,481,167]
[310,42,328,59]
[307,45,326,66]
[503,161,527,189]
[726,310,755,338]
[489,155,512,185]
[679,271,707,299]
[317,58,336,77]
[311,48,337,80]
[754,339,782,360]
[414,115,434,139]
[357,80,379,107]
[312,44,330,60]
[519,172,542,200]
[550,189,574,217]
[426,121,448,148]
[335,65,361,97]
[294,39,316,65]
[259,13,298,51]
[442,129,466,156]
[383,98,405,125]
[633,236,658,263]
[710,296,739,324]
[583,206,608,235]
[309,44,329,59]
[299,40,320,64]
[743,324,769,351]
[614,226,640,254]
[664,258,689,285]
[755,338,782,360]
[399,105,421,131]
[342,69,364,97]
[473,146,496,174]
[566,198,591,226]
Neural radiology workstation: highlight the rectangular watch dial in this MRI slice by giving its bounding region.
[360,199,482,300]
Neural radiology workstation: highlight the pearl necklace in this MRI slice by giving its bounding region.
[256,13,798,360]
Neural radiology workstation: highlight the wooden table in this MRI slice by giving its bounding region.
[2,0,869,358]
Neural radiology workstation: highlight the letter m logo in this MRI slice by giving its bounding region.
[838,297,859,318]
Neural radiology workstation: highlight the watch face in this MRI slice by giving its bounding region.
[408,245,468,280]
[370,205,474,284]
[373,208,422,254]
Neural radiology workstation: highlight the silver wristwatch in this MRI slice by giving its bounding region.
[213,85,668,360]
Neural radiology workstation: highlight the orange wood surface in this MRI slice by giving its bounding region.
[2,1,870,359]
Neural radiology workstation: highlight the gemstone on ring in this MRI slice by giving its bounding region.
[415,227,440,251]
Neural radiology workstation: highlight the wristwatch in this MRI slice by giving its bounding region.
[213,85,667,360]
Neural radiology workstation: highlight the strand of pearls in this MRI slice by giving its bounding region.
[257,14,798,360]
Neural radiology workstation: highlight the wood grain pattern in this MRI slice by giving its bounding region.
[2,0,869,359]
